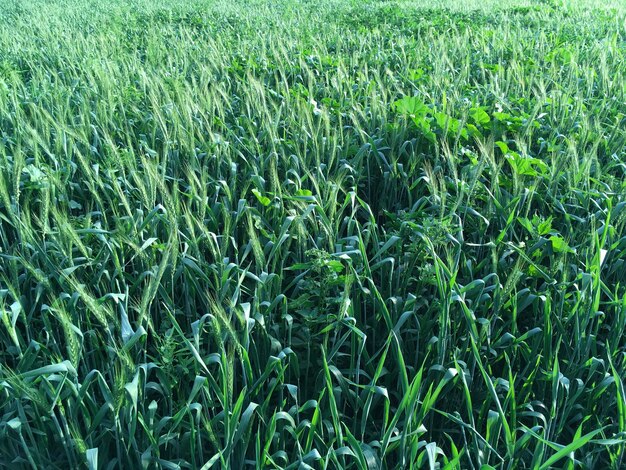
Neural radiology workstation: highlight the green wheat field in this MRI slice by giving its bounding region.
[1,0,625,468]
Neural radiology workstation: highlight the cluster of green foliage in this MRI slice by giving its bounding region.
[1,0,625,468]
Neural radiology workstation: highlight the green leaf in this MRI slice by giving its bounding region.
[495,141,509,154]
[538,427,605,470]
[518,217,534,235]
[251,188,271,207]
[537,217,553,236]
[550,235,574,253]
[469,107,490,126]
[325,259,344,272]
[393,96,430,117]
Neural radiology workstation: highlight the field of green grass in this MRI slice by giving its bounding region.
[1,0,626,468]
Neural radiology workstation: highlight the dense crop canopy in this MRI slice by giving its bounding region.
[0,0,625,468]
